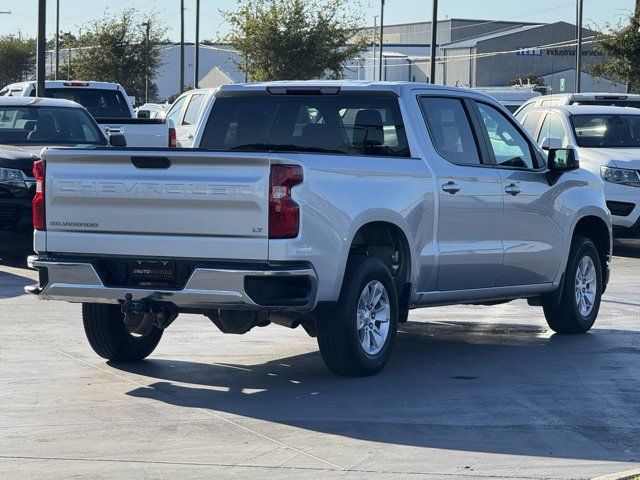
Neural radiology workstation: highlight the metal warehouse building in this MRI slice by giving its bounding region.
[346,19,624,93]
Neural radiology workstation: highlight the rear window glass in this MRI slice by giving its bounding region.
[45,88,131,119]
[0,106,106,145]
[200,93,410,157]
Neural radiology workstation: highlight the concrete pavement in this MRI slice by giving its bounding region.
[1,241,639,479]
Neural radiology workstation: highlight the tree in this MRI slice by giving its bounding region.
[71,9,166,102]
[0,35,36,87]
[506,73,545,87]
[222,0,369,81]
[590,7,640,93]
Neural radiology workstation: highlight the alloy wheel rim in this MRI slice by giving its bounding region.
[574,255,597,317]
[357,280,391,356]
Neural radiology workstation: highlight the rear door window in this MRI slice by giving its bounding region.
[418,96,482,166]
[182,94,205,126]
[200,92,410,157]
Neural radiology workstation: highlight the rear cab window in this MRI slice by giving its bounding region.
[200,90,410,157]
[45,88,131,119]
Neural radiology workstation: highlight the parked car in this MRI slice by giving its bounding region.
[135,103,169,119]
[27,81,611,376]
[1,81,176,148]
[519,105,640,237]
[165,88,216,147]
[514,92,640,120]
[473,87,541,113]
[0,96,121,253]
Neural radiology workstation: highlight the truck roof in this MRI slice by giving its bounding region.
[4,80,123,91]
[0,96,83,108]
[217,80,490,98]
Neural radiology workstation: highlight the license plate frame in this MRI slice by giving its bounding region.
[131,259,176,288]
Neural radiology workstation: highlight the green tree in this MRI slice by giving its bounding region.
[223,0,369,81]
[0,35,36,87]
[590,8,640,93]
[71,9,166,102]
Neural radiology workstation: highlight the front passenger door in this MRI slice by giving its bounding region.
[473,101,563,287]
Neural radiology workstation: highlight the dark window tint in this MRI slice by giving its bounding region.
[521,110,543,136]
[200,93,410,157]
[0,106,106,145]
[45,88,130,118]
[182,94,205,126]
[476,102,536,169]
[571,114,640,148]
[419,97,481,165]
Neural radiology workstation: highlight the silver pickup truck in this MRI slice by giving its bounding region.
[27,81,612,376]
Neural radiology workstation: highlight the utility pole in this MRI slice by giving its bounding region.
[36,0,46,96]
[372,16,378,81]
[575,0,583,93]
[378,0,385,81]
[195,0,200,88]
[141,21,151,103]
[55,0,60,80]
[180,0,185,94]
[430,0,438,84]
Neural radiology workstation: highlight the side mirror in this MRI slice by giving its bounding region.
[108,133,127,147]
[547,147,578,185]
[548,147,578,172]
[540,136,563,150]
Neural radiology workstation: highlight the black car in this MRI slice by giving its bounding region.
[0,97,124,254]
[0,146,38,253]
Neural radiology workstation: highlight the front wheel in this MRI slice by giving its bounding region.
[82,303,163,361]
[316,257,399,376]
[543,235,602,334]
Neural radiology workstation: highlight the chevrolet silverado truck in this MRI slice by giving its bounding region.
[26,81,612,376]
[1,81,176,148]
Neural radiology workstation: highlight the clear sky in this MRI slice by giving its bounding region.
[1,0,637,41]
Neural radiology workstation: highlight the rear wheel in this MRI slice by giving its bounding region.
[82,303,163,361]
[317,257,398,376]
[543,235,602,334]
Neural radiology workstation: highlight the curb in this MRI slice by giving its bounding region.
[592,470,640,480]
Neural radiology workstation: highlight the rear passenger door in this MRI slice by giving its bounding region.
[472,101,563,286]
[419,96,504,291]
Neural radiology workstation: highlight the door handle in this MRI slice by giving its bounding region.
[505,183,522,196]
[105,127,124,135]
[442,181,461,194]
[187,134,194,139]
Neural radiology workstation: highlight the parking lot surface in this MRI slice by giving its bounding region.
[1,242,639,480]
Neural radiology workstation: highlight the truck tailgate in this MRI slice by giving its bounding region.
[42,149,270,260]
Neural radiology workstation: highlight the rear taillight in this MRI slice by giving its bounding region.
[169,127,177,147]
[269,165,303,239]
[33,160,46,231]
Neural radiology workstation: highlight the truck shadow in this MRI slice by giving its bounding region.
[0,269,35,298]
[112,320,640,463]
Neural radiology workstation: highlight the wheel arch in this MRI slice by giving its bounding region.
[570,214,612,290]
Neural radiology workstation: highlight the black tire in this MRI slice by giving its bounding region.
[543,235,602,334]
[317,257,398,376]
[82,303,163,361]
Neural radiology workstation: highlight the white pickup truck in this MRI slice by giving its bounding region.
[27,81,612,376]
[1,81,176,148]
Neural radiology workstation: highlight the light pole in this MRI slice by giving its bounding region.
[372,15,379,81]
[430,0,438,84]
[36,0,46,96]
[378,0,385,81]
[180,0,185,94]
[575,0,583,93]
[55,0,59,80]
[195,0,200,88]
[141,21,151,103]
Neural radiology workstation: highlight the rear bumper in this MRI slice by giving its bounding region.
[26,256,318,312]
